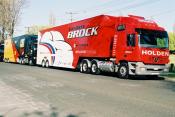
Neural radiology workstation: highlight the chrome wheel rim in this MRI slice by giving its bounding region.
[120,66,127,76]
[92,64,97,73]
[45,61,49,67]
[83,63,88,72]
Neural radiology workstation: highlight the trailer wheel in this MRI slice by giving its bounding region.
[20,58,24,64]
[80,62,83,73]
[41,60,45,67]
[91,61,100,75]
[45,60,49,68]
[29,60,33,65]
[4,58,7,63]
[7,58,10,63]
[118,63,129,79]
[81,60,90,73]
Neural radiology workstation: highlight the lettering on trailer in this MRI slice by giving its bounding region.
[142,50,169,56]
[67,26,99,39]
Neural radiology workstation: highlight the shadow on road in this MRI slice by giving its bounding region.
[128,76,165,81]
[49,66,166,81]
[0,107,80,117]
[98,72,165,81]
[163,81,175,92]
[2,62,166,81]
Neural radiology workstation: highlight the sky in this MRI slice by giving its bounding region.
[15,0,175,36]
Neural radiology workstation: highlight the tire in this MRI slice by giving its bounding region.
[118,63,129,79]
[7,58,10,63]
[91,61,100,75]
[81,60,90,73]
[80,62,83,73]
[4,58,7,63]
[29,59,33,65]
[21,58,24,64]
[41,60,45,67]
[45,60,49,68]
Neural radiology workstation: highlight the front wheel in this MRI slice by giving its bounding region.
[118,63,129,79]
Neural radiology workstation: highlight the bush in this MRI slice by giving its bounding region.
[169,63,175,72]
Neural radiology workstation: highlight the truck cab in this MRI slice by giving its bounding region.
[4,35,38,65]
[115,15,169,78]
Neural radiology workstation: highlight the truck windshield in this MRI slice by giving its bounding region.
[136,29,168,48]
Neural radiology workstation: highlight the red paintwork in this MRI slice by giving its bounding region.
[40,15,169,68]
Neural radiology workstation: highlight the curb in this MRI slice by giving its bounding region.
[164,77,175,82]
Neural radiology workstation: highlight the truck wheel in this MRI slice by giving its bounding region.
[45,60,49,68]
[118,63,129,79]
[4,58,7,63]
[7,58,10,63]
[29,60,33,65]
[82,61,90,73]
[80,62,83,72]
[21,58,24,64]
[41,60,45,67]
[91,62,100,75]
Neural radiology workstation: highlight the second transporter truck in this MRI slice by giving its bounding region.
[37,15,169,78]
[4,35,38,65]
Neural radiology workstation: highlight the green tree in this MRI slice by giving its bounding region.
[169,32,175,51]
[0,0,27,42]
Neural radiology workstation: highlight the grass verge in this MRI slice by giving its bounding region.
[160,72,175,78]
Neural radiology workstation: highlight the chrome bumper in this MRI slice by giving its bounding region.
[129,62,169,75]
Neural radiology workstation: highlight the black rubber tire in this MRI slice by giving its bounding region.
[19,58,22,64]
[81,60,90,73]
[91,62,100,75]
[41,60,45,68]
[118,63,129,79]
[45,60,49,68]
[29,59,33,65]
[21,58,25,64]
[80,62,83,73]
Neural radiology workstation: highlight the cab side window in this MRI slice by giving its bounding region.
[127,34,135,47]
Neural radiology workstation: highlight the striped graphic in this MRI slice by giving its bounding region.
[39,42,55,65]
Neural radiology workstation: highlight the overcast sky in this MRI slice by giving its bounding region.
[15,0,175,36]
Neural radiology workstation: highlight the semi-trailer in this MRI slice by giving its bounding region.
[37,15,169,78]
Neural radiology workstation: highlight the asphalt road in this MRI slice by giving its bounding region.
[0,62,175,117]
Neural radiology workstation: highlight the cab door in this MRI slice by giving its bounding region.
[115,24,127,63]
[124,31,137,61]
[116,24,137,62]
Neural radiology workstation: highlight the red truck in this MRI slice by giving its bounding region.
[37,15,169,78]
